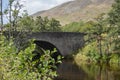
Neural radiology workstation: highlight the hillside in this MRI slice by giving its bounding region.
[32,0,114,25]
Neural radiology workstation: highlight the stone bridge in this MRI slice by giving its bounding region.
[28,32,85,56]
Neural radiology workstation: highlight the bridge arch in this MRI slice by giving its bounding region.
[34,40,62,58]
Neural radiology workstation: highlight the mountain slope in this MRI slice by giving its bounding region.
[32,0,114,25]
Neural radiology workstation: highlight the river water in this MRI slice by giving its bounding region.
[54,60,120,80]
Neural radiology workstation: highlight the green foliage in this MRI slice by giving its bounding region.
[87,13,108,57]
[108,0,120,53]
[4,0,24,31]
[17,13,35,32]
[77,13,120,63]
[0,35,62,80]
[4,0,62,40]
[4,15,62,32]
[79,21,95,33]
[62,21,94,32]
[109,0,120,28]
[34,16,61,32]
[109,54,120,64]
[62,21,84,32]
[79,42,100,62]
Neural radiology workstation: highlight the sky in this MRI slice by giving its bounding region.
[2,0,73,24]
[3,0,73,15]
[23,0,73,15]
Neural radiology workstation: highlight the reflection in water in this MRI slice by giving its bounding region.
[54,60,120,80]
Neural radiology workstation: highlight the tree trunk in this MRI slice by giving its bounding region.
[97,35,102,57]
[0,0,3,25]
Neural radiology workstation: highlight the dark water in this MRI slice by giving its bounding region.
[55,60,120,80]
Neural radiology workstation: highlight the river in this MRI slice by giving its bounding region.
[54,60,120,80]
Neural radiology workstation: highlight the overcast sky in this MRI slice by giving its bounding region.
[23,0,73,15]
[3,0,73,15]
[2,0,73,23]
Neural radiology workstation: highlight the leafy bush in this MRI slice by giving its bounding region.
[109,54,120,64]
[81,42,99,61]
[0,35,62,80]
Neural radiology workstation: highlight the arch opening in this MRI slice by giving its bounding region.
[33,40,62,60]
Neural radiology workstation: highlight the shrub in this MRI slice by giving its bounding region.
[0,35,62,80]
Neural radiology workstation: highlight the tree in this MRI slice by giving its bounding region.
[17,12,35,32]
[35,16,47,32]
[4,0,24,40]
[88,14,107,58]
[35,16,61,32]
[108,0,120,53]
[0,0,3,25]
[47,18,61,32]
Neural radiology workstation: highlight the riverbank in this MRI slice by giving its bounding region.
[55,58,120,80]
[74,52,120,69]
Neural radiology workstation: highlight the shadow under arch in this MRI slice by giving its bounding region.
[33,40,62,60]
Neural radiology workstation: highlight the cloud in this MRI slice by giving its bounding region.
[3,0,73,24]
[21,0,73,15]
